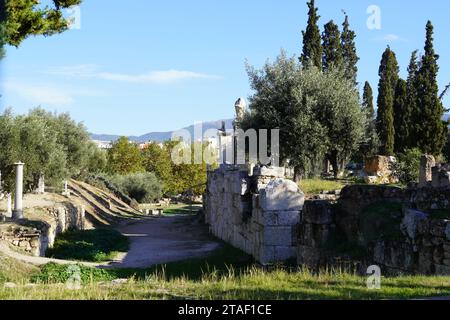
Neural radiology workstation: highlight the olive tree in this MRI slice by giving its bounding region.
[241,51,365,180]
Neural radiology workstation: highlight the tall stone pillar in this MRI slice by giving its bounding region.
[419,155,436,187]
[6,193,12,216]
[12,162,24,220]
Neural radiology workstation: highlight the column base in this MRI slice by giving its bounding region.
[12,210,23,220]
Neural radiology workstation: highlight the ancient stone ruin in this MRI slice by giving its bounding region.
[204,161,450,276]
[204,165,304,264]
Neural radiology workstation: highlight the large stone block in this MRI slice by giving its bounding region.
[297,245,323,268]
[401,209,429,239]
[419,155,436,187]
[273,246,296,261]
[302,200,335,225]
[260,210,300,226]
[253,166,285,178]
[435,264,450,276]
[260,179,305,211]
[263,226,293,246]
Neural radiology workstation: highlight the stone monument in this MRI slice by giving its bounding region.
[12,162,24,220]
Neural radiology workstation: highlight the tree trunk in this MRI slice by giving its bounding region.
[293,165,304,183]
[328,153,339,180]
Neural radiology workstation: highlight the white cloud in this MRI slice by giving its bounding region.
[3,82,106,107]
[47,65,221,84]
[375,34,407,42]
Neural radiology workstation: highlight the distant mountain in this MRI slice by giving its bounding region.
[91,119,234,143]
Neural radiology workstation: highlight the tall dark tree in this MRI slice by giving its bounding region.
[341,15,359,85]
[322,20,342,71]
[376,47,399,156]
[300,0,323,69]
[363,82,374,115]
[393,79,409,153]
[359,81,379,158]
[406,50,419,149]
[415,21,447,155]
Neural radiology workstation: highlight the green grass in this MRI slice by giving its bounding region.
[35,244,253,284]
[45,229,129,262]
[3,267,450,300]
[299,179,345,196]
[0,254,40,284]
[2,244,450,300]
[162,204,202,216]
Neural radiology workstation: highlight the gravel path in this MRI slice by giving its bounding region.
[108,215,221,268]
[0,214,221,269]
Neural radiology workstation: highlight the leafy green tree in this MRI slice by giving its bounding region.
[341,15,359,85]
[444,132,450,162]
[242,52,364,180]
[376,47,399,156]
[300,0,322,69]
[414,21,447,156]
[110,172,162,204]
[0,108,103,191]
[393,79,410,153]
[141,142,173,194]
[322,20,342,71]
[1,0,82,49]
[107,137,144,175]
[0,109,68,191]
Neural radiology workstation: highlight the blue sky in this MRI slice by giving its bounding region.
[1,0,449,135]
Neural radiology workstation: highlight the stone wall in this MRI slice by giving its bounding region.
[297,185,450,276]
[204,165,304,264]
[0,204,86,257]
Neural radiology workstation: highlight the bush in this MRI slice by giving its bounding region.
[395,148,422,184]
[110,172,162,203]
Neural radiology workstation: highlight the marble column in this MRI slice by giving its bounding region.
[6,193,12,216]
[12,162,24,220]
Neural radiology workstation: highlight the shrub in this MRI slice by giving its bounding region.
[395,148,422,184]
[110,172,162,203]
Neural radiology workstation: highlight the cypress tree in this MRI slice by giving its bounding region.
[363,81,375,117]
[360,81,379,157]
[322,20,342,71]
[341,15,359,85]
[406,50,419,149]
[393,79,409,153]
[415,21,447,155]
[376,47,399,156]
[300,0,323,69]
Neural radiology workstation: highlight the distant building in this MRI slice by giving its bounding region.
[92,140,112,150]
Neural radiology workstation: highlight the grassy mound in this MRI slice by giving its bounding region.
[46,229,129,262]
[0,254,39,284]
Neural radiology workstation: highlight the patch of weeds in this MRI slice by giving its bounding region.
[36,243,253,284]
[46,229,129,262]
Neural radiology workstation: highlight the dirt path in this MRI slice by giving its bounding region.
[0,214,221,269]
[108,215,221,269]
